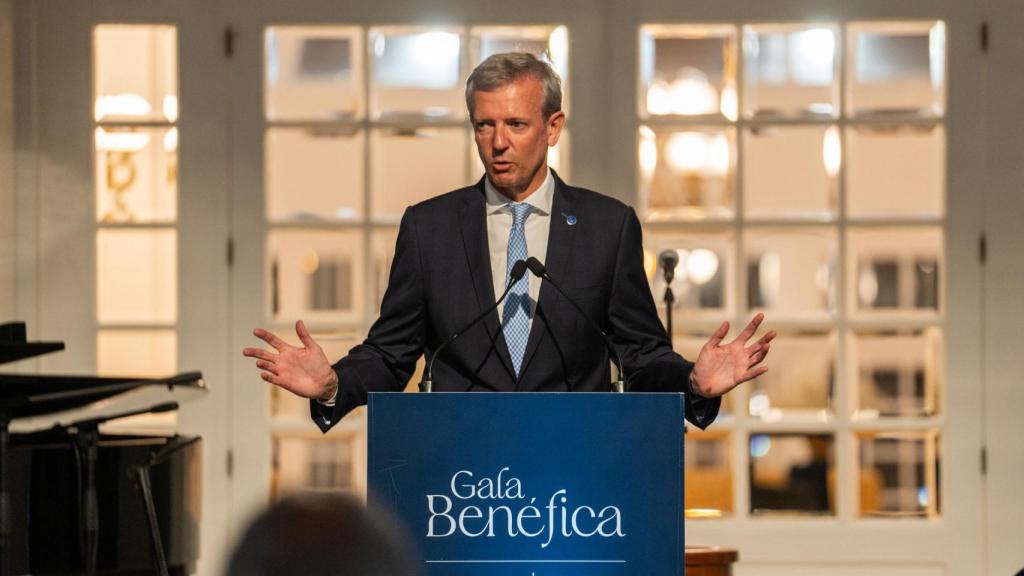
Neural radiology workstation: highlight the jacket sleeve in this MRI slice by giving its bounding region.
[310,207,428,432]
[606,207,720,430]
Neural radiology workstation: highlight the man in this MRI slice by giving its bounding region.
[243,53,775,432]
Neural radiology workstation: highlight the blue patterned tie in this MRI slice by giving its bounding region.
[502,202,532,376]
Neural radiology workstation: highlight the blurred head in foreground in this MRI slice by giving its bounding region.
[227,493,420,576]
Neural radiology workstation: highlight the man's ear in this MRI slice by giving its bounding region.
[546,111,566,146]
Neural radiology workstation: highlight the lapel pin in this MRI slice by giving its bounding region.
[562,212,577,226]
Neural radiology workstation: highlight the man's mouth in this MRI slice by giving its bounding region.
[492,161,513,172]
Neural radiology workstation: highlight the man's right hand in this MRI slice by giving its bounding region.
[242,320,338,402]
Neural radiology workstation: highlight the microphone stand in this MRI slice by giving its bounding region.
[658,250,679,343]
[420,260,528,392]
[663,285,675,337]
[56,401,179,575]
[133,435,201,576]
[524,258,627,393]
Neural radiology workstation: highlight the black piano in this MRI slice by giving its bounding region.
[0,322,204,576]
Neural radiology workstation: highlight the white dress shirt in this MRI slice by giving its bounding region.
[485,168,554,331]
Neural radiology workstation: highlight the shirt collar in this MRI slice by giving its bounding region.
[484,168,554,216]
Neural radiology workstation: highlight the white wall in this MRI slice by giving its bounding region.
[0,0,14,322]
[985,0,1024,573]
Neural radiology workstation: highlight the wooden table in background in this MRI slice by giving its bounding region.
[685,546,739,576]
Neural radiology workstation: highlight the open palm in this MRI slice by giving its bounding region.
[242,320,338,401]
[690,313,776,398]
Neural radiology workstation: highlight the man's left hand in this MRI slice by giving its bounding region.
[690,313,776,398]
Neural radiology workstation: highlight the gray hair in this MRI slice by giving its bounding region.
[465,52,563,119]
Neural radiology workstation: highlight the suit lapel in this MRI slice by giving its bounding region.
[459,181,517,381]
[518,174,576,384]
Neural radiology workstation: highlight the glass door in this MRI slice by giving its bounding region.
[17,2,232,574]
[608,1,986,574]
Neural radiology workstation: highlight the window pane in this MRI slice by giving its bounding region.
[265,26,363,121]
[639,25,738,119]
[846,21,946,117]
[745,227,836,319]
[742,24,838,118]
[369,27,465,121]
[685,432,732,517]
[847,124,944,219]
[638,126,735,221]
[95,127,177,223]
[642,230,734,317]
[94,25,177,123]
[265,127,364,222]
[748,332,835,419]
[273,431,364,497]
[97,229,176,324]
[848,227,942,316]
[267,230,364,324]
[852,328,942,419]
[858,431,940,517]
[271,332,362,420]
[97,329,176,377]
[370,127,468,221]
[742,125,839,220]
[470,26,569,95]
[750,433,834,515]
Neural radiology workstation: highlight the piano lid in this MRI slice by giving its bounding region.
[0,322,65,365]
[2,371,206,432]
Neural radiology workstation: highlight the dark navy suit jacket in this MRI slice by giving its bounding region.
[312,173,720,431]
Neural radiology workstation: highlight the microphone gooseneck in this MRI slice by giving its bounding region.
[525,257,627,392]
[420,259,528,392]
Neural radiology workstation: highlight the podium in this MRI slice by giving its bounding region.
[368,392,686,576]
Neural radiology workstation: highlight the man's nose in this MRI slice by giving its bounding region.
[493,124,509,151]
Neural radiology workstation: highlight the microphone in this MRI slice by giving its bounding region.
[657,250,678,334]
[524,257,627,393]
[658,250,679,284]
[420,259,529,392]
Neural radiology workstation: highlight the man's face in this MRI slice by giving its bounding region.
[471,76,565,201]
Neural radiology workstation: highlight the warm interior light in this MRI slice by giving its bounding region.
[413,31,460,68]
[548,26,569,76]
[643,249,657,280]
[685,508,724,519]
[668,68,718,115]
[163,127,178,152]
[666,132,708,173]
[638,127,658,179]
[162,95,178,122]
[749,391,771,416]
[686,248,719,285]
[720,82,738,121]
[96,128,150,152]
[95,93,152,121]
[646,80,673,115]
[301,248,321,275]
[796,28,835,67]
[929,22,946,94]
[707,134,731,176]
[823,126,841,178]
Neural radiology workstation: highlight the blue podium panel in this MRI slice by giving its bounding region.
[368,392,685,576]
